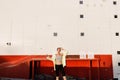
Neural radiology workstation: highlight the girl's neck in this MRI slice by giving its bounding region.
[57,52,61,55]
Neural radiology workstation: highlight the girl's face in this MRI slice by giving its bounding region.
[57,48,61,53]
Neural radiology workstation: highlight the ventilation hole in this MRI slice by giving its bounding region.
[113,78,118,80]
[114,15,118,18]
[80,32,84,36]
[80,14,84,18]
[117,51,120,54]
[53,32,58,37]
[116,32,119,36]
[6,42,11,46]
[113,1,117,5]
[79,0,83,4]
[118,62,120,66]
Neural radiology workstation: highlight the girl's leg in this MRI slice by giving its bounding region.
[60,65,66,80]
[56,76,59,80]
[55,65,60,80]
[63,76,67,80]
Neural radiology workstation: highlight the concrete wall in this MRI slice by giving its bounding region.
[0,0,120,79]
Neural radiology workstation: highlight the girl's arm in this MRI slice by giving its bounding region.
[46,54,55,61]
[61,48,68,55]
[46,55,52,61]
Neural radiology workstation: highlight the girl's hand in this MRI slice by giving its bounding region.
[61,47,64,50]
[46,54,50,59]
[46,54,49,57]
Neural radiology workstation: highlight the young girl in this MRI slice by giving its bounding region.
[47,47,68,80]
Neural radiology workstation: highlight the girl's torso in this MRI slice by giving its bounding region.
[55,53,63,65]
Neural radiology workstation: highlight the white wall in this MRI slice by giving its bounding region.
[0,0,120,79]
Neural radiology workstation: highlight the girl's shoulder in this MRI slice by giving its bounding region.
[55,53,63,56]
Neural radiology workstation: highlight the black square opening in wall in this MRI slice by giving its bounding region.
[113,78,118,80]
[80,14,84,18]
[114,15,118,18]
[117,51,120,54]
[116,32,119,36]
[53,32,58,37]
[118,62,120,66]
[80,32,84,36]
[113,1,117,5]
[79,1,83,4]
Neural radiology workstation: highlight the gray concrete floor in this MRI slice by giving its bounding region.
[0,78,31,80]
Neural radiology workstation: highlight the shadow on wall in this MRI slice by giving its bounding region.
[34,74,86,80]
[34,67,113,80]
[0,62,29,79]
[0,55,113,80]
[0,56,30,79]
